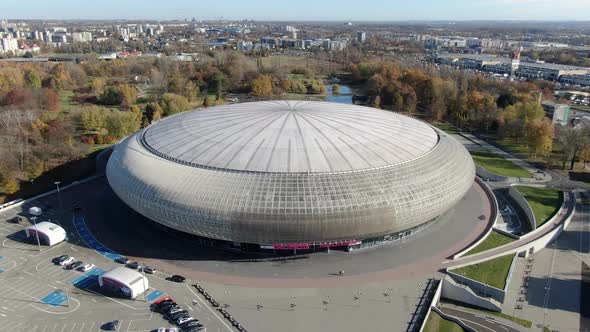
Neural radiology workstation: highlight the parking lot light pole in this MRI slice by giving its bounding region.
[31,216,41,252]
[54,181,62,209]
[140,262,147,302]
[64,287,70,308]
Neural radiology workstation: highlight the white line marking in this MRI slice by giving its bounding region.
[185,284,233,332]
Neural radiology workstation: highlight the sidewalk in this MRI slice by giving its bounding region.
[452,133,552,184]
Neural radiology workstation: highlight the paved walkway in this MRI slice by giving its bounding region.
[439,304,527,332]
[443,190,575,270]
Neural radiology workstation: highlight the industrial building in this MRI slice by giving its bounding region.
[106,101,475,252]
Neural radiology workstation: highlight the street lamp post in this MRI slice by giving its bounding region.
[140,261,147,302]
[30,216,41,252]
[64,287,70,308]
[54,181,62,209]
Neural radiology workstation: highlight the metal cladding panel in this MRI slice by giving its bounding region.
[106,102,475,245]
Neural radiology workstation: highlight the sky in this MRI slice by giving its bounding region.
[1,0,588,21]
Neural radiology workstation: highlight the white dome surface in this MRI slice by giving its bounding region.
[142,100,439,173]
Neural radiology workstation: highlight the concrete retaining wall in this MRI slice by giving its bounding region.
[447,253,516,304]
[449,191,574,270]
[507,186,537,231]
[492,227,521,240]
[452,177,499,259]
[418,279,443,332]
[441,275,503,312]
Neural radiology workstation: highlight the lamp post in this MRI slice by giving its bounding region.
[54,181,62,209]
[140,261,147,302]
[30,216,41,252]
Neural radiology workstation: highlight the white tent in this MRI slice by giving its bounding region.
[25,221,66,246]
[98,267,149,299]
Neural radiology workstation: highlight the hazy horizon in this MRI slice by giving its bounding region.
[1,0,589,22]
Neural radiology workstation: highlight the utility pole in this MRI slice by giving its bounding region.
[31,216,41,252]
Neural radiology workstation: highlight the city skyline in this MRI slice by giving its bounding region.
[1,0,589,22]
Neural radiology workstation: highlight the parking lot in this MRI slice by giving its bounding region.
[0,198,234,332]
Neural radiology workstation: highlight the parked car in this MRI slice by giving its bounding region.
[40,204,52,211]
[167,310,188,321]
[126,261,140,269]
[80,263,95,272]
[53,255,69,264]
[143,266,156,274]
[168,275,186,283]
[66,261,83,270]
[115,257,129,264]
[8,216,22,223]
[181,321,202,330]
[60,257,75,266]
[104,320,119,331]
[176,316,196,325]
[164,307,185,317]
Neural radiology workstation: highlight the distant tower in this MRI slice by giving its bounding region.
[511,51,520,76]
[357,31,366,43]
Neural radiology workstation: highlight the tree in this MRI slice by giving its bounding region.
[251,75,273,97]
[332,84,340,95]
[118,84,137,109]
[525,118,554,159]
[91,78,106,95]
[557,127,590,170]
[579,144,590,168]
[100,86,122,106]
[26,71,42,89]
[41,89,60,112]
[160,93,190,116]
[145,102,162,123]
[496,91,517,109]
[372,95,381,109]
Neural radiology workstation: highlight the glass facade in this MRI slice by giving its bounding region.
[107,119,474,245]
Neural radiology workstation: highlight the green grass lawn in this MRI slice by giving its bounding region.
[471,150,532,178]
[423,311,464,332]
[452,254,515,290]
[433,122,462,135]
[515,186,563,227]
[464,231,515,256]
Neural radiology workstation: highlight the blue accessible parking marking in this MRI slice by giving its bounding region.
[71,268,106,289]
[41,291,67,307]
[146,290,165,302]
[73,216,125,262]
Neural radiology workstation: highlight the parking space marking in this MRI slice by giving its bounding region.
[41,291,68,307]
[145,289,165,302]
[73,216,125,262]
[71,268,106,289]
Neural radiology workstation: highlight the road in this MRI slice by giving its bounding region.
[439,306,525,332]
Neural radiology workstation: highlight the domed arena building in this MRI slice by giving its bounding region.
[106,101,475,252]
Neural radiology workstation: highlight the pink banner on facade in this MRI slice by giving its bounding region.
[272,243,310,250]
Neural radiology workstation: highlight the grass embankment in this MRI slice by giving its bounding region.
[464,231,515,256]
[514,186,563,227]
[452,254,515,290]
[423,311,464,332]
[432,122,462,135]
[471,150,532,178]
